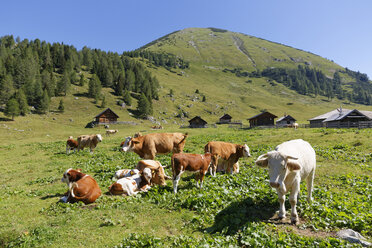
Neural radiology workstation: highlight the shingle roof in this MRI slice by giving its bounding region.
[94,108,119,118]
[309,108,372,122]
[276,115,296,122]
[308,109,351,121]
[247,111,277,120]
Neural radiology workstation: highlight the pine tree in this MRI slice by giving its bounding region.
[58,99,64,112]
[0,74,15,104]
[16,89,29,116]
[79,74,85,86]
[123,90,132,106]
[100,96,106,108]
[202,95,206,102]
[88,74,102,99]
[5,98,20,120]
[38,89,50,113]
[137,93,151,118]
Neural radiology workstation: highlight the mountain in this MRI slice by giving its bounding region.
[139,27,342,75]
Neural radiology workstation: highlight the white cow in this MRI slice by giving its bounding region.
[108,168,152,196]
[255,139,316,224]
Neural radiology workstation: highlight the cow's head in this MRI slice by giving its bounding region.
[242,144,251,157]
[96,134,103,142]
[141,168,152,185]
[151,167,167,186]
[121,136,133,152]
[255,151,300,193]
[61,168,83,185]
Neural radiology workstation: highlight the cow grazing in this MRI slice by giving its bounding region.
[106,129,118,136]
[77,134,103,153]
[60,168,101,204]
[121,132,188,159]
[255,139,316,224]
[66,136,78,154]
[136,160,170,186]
[171,153,212,194]
[114,169,140,180]
[204,141,251,176]
[108,168,152,196]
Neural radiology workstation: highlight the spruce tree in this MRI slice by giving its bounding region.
[79,74,85,86]
[100,96,106,108]
[89,74,102,99]
[137,93,151,118]
[16,89,29,116]
[5,98,20,120]
[38,89,50,113]
[123,90,132,106]
[58,99,64,112]
[0,74,15,104]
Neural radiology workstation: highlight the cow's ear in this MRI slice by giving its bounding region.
[287,160,301,171]
[77,168,82,172]
[255,154,268,167]
[132,139,140,144]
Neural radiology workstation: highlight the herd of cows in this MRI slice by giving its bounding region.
[62,132,316,225]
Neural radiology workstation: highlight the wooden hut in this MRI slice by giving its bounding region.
[94,108,119,124]
[247,111,277,128]
[309,108,372,128]
[188,116,208,128]
[276,114,296,127]
[218,114,232,124]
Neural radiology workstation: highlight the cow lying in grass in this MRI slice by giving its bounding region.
[114,169,140,180]
[77,134,102,153]
[108,168,152,196]
[171,153,212,194]
[255,139,316,224]
[66,136,78,154]
[106,129,118,136]
[60,168,101,204]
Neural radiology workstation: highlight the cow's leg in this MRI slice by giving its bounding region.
[277,189,286,219]
[289,180,300,224]
[66,146,69,154]
[306,169,315,202]
[211,155,219,177]
[199,170,207,189]
[173,169,183,194]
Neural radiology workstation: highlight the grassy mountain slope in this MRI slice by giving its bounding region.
[141,27,343,76]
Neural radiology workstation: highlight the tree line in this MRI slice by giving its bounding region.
[123,50,189,70]
[0,35,159,119]
[224,65,372,105]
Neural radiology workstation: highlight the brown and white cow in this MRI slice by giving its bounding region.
[121,132,188,159]
[114,169,140,180]
[255,139,316,224]
[77,134,103,153]
[171,153,212,194]
[60,168,101,204]
[204,141,251,176]
[136,160,171,186]
[106,129,118,136]
[108,168,152,196]
[66,136,78,154]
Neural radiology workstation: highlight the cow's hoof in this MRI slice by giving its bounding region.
[291,219,298,225]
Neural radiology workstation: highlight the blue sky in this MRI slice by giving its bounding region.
[1,1,371,78]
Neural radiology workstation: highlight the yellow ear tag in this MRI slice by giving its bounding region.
[130,171,134,175]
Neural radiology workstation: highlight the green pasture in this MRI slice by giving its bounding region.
[0,126,371,247]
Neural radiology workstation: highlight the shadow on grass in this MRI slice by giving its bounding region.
[0,117,13,122]
[206,195,278,235]
[73,92,89,98]
[40,193,64,200]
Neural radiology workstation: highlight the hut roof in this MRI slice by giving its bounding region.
[276,115,296,122]
[188,116,207,125]
[220,114,232,120]
[94,108,119,118]
[308,108,372,122]
[247,111,277,120]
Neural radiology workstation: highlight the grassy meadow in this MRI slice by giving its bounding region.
[0,125,371,247]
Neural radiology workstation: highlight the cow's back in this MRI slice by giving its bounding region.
[205,141,237,160]
[145,133,185,154]
[73,176,101,204]
[275,139,316,179]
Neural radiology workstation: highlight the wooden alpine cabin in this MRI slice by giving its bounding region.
[248,111,277,128]
[94,108,119,124]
